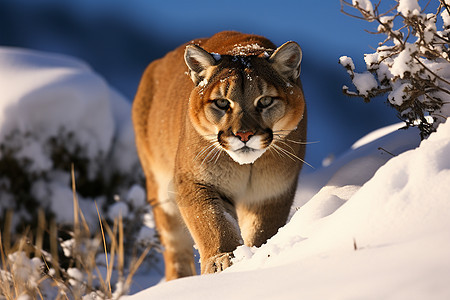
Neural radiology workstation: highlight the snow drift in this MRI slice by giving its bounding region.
[0,46,140,237]
[0,47,113,158]
[127,119,450,299]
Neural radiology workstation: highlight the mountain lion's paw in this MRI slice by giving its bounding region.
[203,252,234,273]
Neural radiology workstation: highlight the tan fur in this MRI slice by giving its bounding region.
[132,31,307,280]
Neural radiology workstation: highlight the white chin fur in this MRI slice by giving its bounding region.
[224,136,267,165]
[226,148,267,165]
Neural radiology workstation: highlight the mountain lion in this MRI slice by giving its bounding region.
[132,31,307,280]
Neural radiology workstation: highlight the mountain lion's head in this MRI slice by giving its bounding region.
[184,41,305,165]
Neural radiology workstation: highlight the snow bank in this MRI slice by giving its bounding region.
[0,47,160,298]
[0,47,113,158]
[126,120,450,300]
[0,47,139,226]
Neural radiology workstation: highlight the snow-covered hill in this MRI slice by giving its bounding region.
[126,119,450,299]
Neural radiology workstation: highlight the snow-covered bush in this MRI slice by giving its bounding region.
[0,47,158,298]
[340,0,450,138]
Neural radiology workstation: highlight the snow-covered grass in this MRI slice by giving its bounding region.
[126,120,450,299]
[0,187,152,299]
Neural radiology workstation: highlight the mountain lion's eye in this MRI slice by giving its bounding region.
[214,99,230,110]
[257,96,274,109]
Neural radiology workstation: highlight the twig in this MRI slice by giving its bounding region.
[414,57,450,87]
[378,147,397,157]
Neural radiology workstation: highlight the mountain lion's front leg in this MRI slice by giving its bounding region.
[237,191,294,247]
[176,178,242,274]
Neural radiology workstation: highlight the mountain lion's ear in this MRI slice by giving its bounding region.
[185,44,217,85]
[269,41,302,81]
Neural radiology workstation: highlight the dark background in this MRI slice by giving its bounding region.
[1,0,412,169]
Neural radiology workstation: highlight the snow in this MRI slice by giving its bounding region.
[228,43,269,56]
[211,52,221,61]
[108,88,140,175]
[125,119,450,299]
[0,46,140,229]
[8,252,43,287]
[0,46,138,175]
[390,43,420,79]
[364,52,379,69]
[198,78,208,87]
[423,13,437,44]
[351,71,378,96]
[397,0,421,17]
[126,184,147,208]
[108,201,130,220]
[339,55,378,96]
[341,1,450,132]
[353,0,374,15]
[378,15,395,30]
[67,268,84,287]
[0,47,114,158]
[442,7,450,28]
[388,82,412,106]
[338,55,354,74]
[350,122,404,149]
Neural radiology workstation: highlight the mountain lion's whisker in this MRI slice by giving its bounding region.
[273,133,318,145]
[271,144,314,169]
[211,147,223,165]
[272,129,292,133]
[276,140,296,154]
[201,143,222,166]
[271,144,296,162]
[284,139,319,145]
[194,143,217,162]
[268,145,284,159]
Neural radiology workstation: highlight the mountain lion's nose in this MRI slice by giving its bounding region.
[235,131,254,142]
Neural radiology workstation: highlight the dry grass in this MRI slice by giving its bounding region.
[0,165,150,299]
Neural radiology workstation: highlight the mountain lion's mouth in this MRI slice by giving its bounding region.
[226,146,267,165]
[236,146,256,153]
[218,133,269,165]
